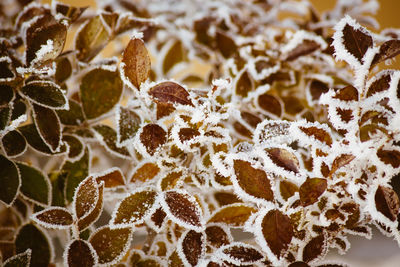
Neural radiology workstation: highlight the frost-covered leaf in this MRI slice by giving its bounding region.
[111,188,157,226]
[55,57,72,83]
[149,81,193,107]
[121,38,151,89]
[209,204,257,227]
[140,124,167,155]
[260,209,293,258]
[233,159,274,202]
[308,80,329,103]
[0,84,14,106]
[0,155,20,206]
[150,207,167,230]
[375,186,400,221]
[218,243,263,265]
[213,191,242,206]
[65,239,97,267]
[116,106,141,145]
[286,40,321,61]
[0,105,11,131]
[298,125,332,147]
[299,178,327,206]
[280,180,299,201]
[89,226,132,265]
[64,147,90,202]
[160,171,183,191]
[15,224,51,267]
[80,68,123,119]
[3,249,31,267]
[55,3,87,23]
[74,176,104,230]
[329,154,355,177]
[168,250,184,267]
[258,93,282,117]
[20,81,67,109]
[93,124,130,158]
[289,262,310,267]
[333,85,358,101]
[130,162,160,183]
[180,230,204,266]
[377,148,400,168]
[32,207,73,229]
[266,148,300,173]
[366,73,391,97]
[161,190,204,231]
[2,130,26,157]
[94,168,125,188]
[25,13,67,65]
[130,250,164,266]
[236,71,254,98]
[75,14,111,62]
[372,39,400,66]
[56,99,85,126]
[17,162,50,206]
[302,235,325,263]
[179,128,200,143]
[32,104,61,152]
[63,134,84,159]
[205,225,230,248]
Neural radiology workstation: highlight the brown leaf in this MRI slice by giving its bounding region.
[299,178,327,206]
[342,23,373,63]
[309,80,329,102]
[235,71,254,98]
[117,106,141,145]
[66,239,97,267]
[160,171,183,191]
[333,85,358,101]
[181,230,204,266]
[140,124,167,155]
[302,235,325,263]
[179,128,200,143]
[95,168,125,188]
[32,207,73,228]
[213,192,242,206]
[261,209,293,258]
[221,244,264,264]
[32,104,61,152]
[329,154,355,177]
[258,93,282,117]
[209,204,257,227]
[55,3,88,23]
[266,148,300,173]
[372,39,400,66]
[150,207,167,229]
[157,102,175,119]
[122,38,151,89]
[130,162,160,183]
[375,186,400,221]
[377,148,400,168]
[163,40,186,75]
[280,180,299,201]
[233,160,274,202]
[299,126,332,147]
[216,30,237,58]
[286,40,320,61]
[149,81,193,106]
[366,73,391,97]
[288,262,310,267]
[205,225,230,248]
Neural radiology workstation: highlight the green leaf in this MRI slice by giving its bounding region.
[0,84,14,107]
[56,99,85,126]
[299,178,327,206]
[116,105,141,145]
[49,171,67,207]
[111,188,158,226]
[31,207,73,229]
[80,68,123,119]
[15,224,52,267]
[20,81,67,109]
[3,249,31,267]
[17,162,51,206]
[93,124,130,158]
[65,239,97,267]
[32,104,61,152]
[121,38,151,89]
[89,226,132,265]
[2,130,27,157]
[0,154,20,206]
[209,204,257,227]
[64,147,90,202]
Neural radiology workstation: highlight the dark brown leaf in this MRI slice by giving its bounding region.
[266,148,300,173]
[375,186,400,221]
[261,209,293,258]
[342,23,373,63]
[235,71,254,98]
[286,40,320,61]
[221,244,263,264]
[0,154,20,206]
[63,134,84,159]
[56,99,85,126]
[149,81,193,106]
[258,93,282,117]
[20,81,67,109]
[302,235,325,263]
[2,130,26,157]
[117,106,141,145]
[377,148,400,168]
[55,3,88,23]
[181,230,204,266]
[95,168,125,188]
[329,154,355,177]
[93,124,130,158]
[299,126,332,146]
[33,104,61,152]
[32,207,73,228]
[216,30,237,58]
[179,128,200,142]
[0,84,14,106]
[366,73,391,97]
[205,225,230,248]
[299,178,327,206]
[288,262,310,267]
[151,207,167,229]
[309,80,329,102]
[140,124,167,155]
[372,39,400,66]
[333,85,358,101]
[66,239,96,267]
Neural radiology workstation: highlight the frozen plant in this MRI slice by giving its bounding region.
[0,0,400,266]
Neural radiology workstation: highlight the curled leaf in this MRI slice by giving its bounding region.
[375,186,400,221]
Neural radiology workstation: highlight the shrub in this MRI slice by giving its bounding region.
[1,0,400,266]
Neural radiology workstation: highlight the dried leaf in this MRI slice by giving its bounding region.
[266,148,300,173]
[2,130,27,157]
[258,93,282,117]
[116,106,141,145]
[168,250,184,267]
[0,154,20,206]
[140,124,167,155]
[55,3,87,23]
[163,40,186,74]
[209,204,257,227]
[181,230,204,266]
[329,154,355,177]
[298,126,332,147]
[205,225,230,248]
[286,40,320,61]
[233,160,274,202]
[80,68,123,119]
[150,207,167,229]
[63,134,84,159]
[372,39,400,65]
[122,38,151,89]
[288,262,310,267]
[64,147,90,202]
[179,128,200,143]
[0,84,14,107]
[55,57,72,83]
[236,71,254,98]
[65,239,97,267]
[33,104,61,152]
[130,162,160,183]
[17,162,50,206]
[309,80,329,102]
[375,186,400,221]
[366,74,391,97]
[261,209,293,258]
[3,249,31,267]
[220,243,263,264]
[95,168,125,188]
[19,124,55,154]
[162,190,204,231]
[280,180,299,201]
[160,171,183,191]
[302,235,325,263]
[93,124,130,158]
[32,207,73,229]
[149,81,193,106]
[89,226,132,265]
[213,192,242,206]
[299,178,327,206]
[56,99,85,126]
[15,224,51,267]
[216,30,237,58]
[20,81,67,109]
[342,23,373,63]
[333,85,358,101]
[377,148,400,168]
[111,188,157,226]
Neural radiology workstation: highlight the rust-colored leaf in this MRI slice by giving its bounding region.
[258,93,282,117]
[342,23,373,63]
[372,39,400,66]
[66,239,97,267]
[266,148,300,173]
[32,207,73,228]
[235,71,254,98]
[302,235,325,263]
[122,38,151,89]
[233,160,274,201]
[261,209,293,258]
[160,171,183,191]
[366,74,391,97]
[95,168,125,188]
[299,126,332,147]
[131,162,160,183]
[280,180,299,201]
[221,244,263,264]
[375,186,400,221]
[179,128,200,143]
[309,80,329,102]
[149,81,193,106]
[299,178,327,206]
[140,124,167,155]
[216,30,237,58]
[205,225,230,248]
[286,40,320,61]
[181,230,204,266]
[209,204,257,227]
[329,154,355,177]
[333,85,358,101]
[150,207,167,229]
[377,148,400,168]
